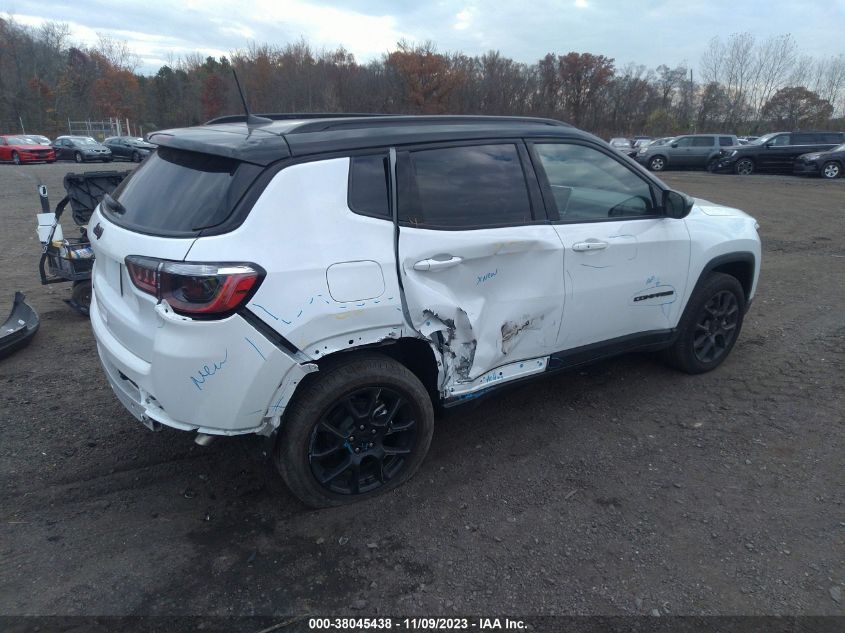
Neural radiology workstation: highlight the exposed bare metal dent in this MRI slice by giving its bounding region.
[419,308,478,386]
[501,315,543,355]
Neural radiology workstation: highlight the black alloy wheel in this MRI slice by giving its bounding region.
[735,158,754,175]
[308,386,417,496]
[692,290,740,364]
[663,272,746,374]
[275,354,434,507]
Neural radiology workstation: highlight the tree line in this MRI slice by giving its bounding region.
[1,16,844,139]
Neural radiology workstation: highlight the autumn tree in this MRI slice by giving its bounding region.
[762,86,834,129]
[385,41,464,114]
[555,52,615,127]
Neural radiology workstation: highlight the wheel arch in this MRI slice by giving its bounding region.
[693,252,756,303]
[307,337,440,404]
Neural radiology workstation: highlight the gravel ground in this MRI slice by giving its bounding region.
[0,162,843,618]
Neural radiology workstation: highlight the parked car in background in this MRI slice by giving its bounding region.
[793,142,845,179]
[0,135,56,164]
[25,135,52,146]
[712,131,845,175]
[103,136,156,162]
[609,137,633,155]
[88,113,761,507]
[637,134,739,171]
[52,136,113,163]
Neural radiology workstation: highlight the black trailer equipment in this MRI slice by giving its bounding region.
[37,171,129,315]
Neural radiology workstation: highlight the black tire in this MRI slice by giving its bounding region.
[74,151,83,163]
[821,161,841,179]
[275,354,434,508]
[12,151,20,165]
[706,158,719,172]
[102,158,112,163]
[648,155,667,171]
[71,280,92,313]
[735,158,754,175]
[663,272,746,374]
[132,151,140,162]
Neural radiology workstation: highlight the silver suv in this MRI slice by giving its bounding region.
[637,134,739,171]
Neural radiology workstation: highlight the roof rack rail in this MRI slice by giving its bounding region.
[288,115,571,134]
[206,113,392,125]
[206,113,571,132]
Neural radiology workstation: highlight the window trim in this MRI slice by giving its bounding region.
[526,138,665,225]
[346,152,392,221]
[396,138,548,231]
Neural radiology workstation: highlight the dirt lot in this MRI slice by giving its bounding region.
[1,162,843,619]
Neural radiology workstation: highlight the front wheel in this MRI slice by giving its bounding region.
[706,158,719,172]
[663,272,746,374]
[12,151,20,165]
[821,161,841,179]
[275,354,434,508]
[74,151,83,163]
[132,151,141,162]
[735,158,754,175]
[648,156,666,171]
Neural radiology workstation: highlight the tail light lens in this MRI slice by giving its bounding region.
[125,256,264,318]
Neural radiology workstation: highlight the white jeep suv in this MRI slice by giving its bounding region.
[88,115,761,507]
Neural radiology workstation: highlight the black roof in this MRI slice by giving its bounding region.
[148,114,589,166]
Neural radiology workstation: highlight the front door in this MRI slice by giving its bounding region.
[667,136,693,167]
[529,141,691,350]
[396,142,565,390]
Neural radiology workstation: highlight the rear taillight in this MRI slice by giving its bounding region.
[125,256,264,318]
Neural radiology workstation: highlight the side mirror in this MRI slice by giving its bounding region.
[663,190,693,219]
[764,142,773,148]
[670,143,679,148]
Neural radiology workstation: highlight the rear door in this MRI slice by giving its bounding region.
[689,136,715,168]
[396,141,565,385]
[90,147,262,362]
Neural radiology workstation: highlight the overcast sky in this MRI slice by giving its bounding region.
[5,0,844,75]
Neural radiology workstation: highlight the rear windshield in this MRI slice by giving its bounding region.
[107,147,262,236]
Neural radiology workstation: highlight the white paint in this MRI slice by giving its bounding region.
[554,217,691,349]
[326,260,385,302]
[398,225,565,391]
[88,151,761,437]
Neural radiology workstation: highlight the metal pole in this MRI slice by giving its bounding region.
[19,116,26,134]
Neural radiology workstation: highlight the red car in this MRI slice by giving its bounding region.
[0,135,56,164]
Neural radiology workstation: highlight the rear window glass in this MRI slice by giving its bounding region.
[348,155,390,219]
[107,148,261,235]
[691,137,714,147]
[719,137,734,146]
[399,144,533,228]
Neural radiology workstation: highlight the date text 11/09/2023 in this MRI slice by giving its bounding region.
[308,617,527,630]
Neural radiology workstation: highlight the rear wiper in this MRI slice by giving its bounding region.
[102,193,126,215]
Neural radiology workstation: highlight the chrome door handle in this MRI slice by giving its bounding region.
[413,256,463,271]
[571,240,608,252]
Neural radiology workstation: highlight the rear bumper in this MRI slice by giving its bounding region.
[90,289,311,436]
